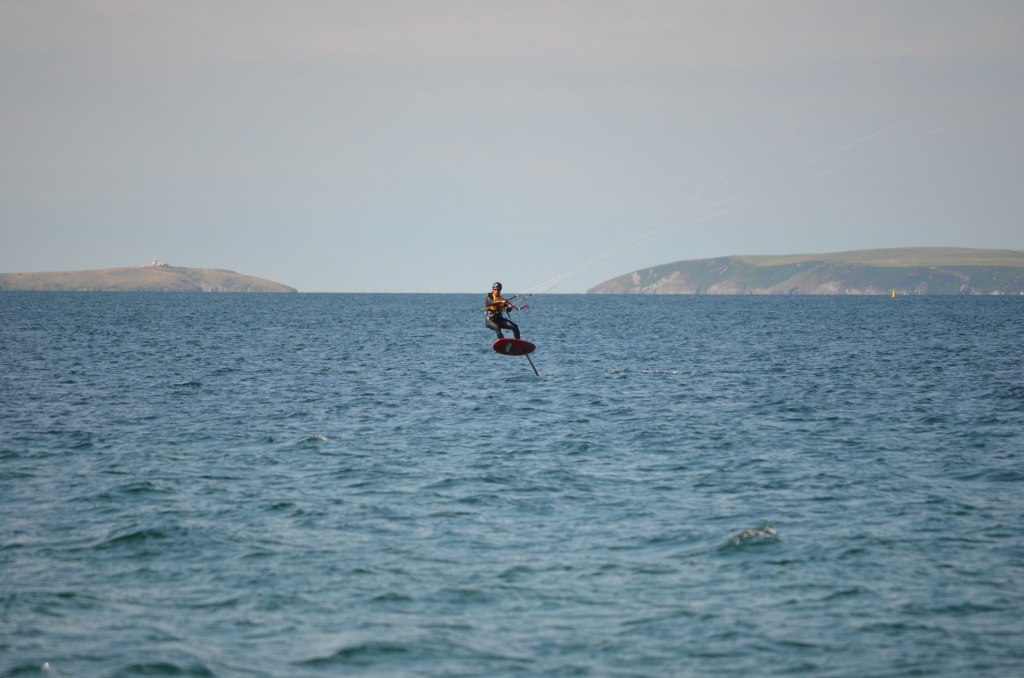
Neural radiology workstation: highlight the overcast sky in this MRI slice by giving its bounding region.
[2,0,1022,292]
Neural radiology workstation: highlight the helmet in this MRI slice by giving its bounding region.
[492,282,502,289]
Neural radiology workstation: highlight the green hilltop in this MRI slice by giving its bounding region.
[587,248,1024,296]
[0,264,297,293]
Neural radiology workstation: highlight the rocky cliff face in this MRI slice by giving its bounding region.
[0,266,297,292]
[587,248,1024,295]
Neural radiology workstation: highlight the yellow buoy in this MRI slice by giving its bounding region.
[891,289,896,298]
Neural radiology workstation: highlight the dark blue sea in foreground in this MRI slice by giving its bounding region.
[2,293,1023,678]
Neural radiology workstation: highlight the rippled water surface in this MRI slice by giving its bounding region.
[2,292,1023,677]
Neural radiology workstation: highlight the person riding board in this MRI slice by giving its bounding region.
[485,282,521,340]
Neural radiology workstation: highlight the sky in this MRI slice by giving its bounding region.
[1,0,1022,292]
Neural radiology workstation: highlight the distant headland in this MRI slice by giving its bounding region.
[587,248,1024,295]
[0,260,297,292]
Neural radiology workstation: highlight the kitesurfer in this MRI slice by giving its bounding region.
[485,282,521,340]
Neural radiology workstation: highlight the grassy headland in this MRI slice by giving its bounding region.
[0,265,297,292]
[587,248,1024,295]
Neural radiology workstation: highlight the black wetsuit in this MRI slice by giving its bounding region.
[485,293,520,340]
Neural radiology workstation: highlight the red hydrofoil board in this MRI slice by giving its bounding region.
[492,338,536,356]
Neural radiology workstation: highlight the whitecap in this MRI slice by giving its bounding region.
[726,524,777,546]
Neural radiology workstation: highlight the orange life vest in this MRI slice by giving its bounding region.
[486,292,507,313]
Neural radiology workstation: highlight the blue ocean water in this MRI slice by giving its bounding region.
[2,292,1023,678]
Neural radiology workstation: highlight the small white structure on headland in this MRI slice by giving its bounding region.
[142,258,168,267]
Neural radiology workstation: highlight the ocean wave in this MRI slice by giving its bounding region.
[299,642,411,667]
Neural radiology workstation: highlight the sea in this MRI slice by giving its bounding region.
[2,292,1023,678]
